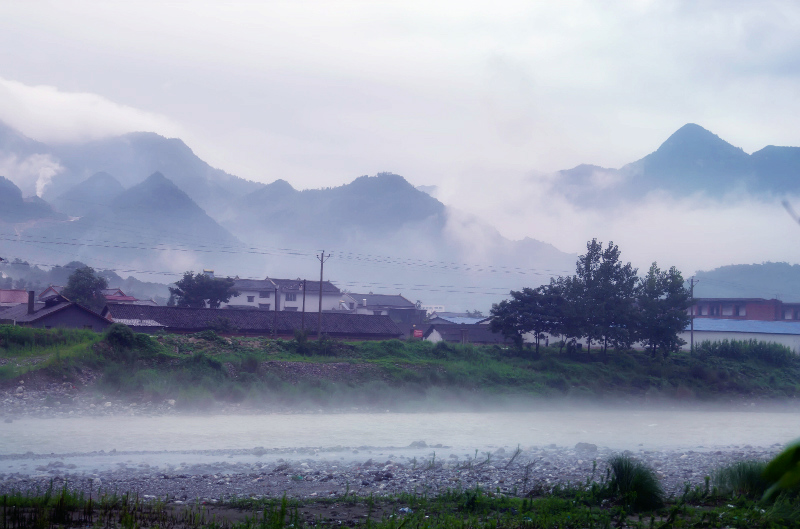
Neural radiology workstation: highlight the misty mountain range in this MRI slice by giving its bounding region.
[554,123,800,203]
[1,120,799,308]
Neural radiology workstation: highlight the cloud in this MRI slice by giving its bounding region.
[436,169,800,277]
[0,78,182,144]
[0,153,63,197]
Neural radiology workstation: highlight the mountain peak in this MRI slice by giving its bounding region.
[657,123,737,153]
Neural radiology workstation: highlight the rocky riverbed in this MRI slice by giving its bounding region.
[0,441,782,503]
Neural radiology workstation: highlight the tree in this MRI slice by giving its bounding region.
[490,286,562,353]
[636,263,691,356]
[62,266,109,311]
[573,239,638,354]
[169,271,238,308]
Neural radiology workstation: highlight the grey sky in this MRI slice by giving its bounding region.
[1,1,799,273]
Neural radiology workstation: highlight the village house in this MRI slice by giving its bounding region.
[423,323,509,345]
[690,297,800,321]
[0,291,110,332]
[344,293,426,324]
[222,277,344,312]
[0,289,29,307]
[38,285,155,305]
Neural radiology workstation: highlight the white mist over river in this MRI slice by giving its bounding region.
[1,409,798,476]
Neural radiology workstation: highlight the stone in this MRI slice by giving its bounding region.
[574,442,598,454]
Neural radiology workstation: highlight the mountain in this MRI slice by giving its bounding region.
[43,132,263,217]
[0,176,63,223]
[693,262,800,301]
[51,171,125,217]
[553,123,800,202]
[224,173,446,246]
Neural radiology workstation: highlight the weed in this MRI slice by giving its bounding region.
[713,460,770,498]
[607,454,664,511]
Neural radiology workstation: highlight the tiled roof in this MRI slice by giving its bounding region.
[423,324,508,344]
[233,278,340,293]
[689,318,800,335]
[0,300,109,324]
[349,293,416,308]
[429,312,487,325]
[105,304,401,336]
[0,290,28,304]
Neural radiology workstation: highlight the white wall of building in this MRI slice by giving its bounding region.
[224,289,343,312]
[679,331,800,353]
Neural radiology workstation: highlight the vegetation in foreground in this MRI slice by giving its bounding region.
[1,323,799,410]
[3,448,800,529]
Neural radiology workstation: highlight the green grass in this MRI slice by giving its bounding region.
[3,325,800,408]
[4,480,800,529]
[713,460,771,498]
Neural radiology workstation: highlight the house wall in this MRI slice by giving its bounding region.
[744,300,780,321]
[678,330,800,353]
[26,306,109,332]
[225,290,341,311]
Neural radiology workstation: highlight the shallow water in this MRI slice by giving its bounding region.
[3,409,799,454]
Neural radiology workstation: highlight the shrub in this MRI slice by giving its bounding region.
[607,454,664,511]
[104,323,136,349]
[194,329,222,342]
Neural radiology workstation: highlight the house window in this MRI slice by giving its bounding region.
[373,310,382,315]
[286,293,297,301]
[259,291,270,298]
[247,295,255,302]
[259,303,270,310]
[349,302,355,310]
[284,306,298,311]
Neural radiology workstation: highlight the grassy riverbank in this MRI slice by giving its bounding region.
[1,324,799,409]
[3,471,800,529]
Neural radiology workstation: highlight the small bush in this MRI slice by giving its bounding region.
[105,323,136,349]
[608,454,664,511]
[194,329,222,342]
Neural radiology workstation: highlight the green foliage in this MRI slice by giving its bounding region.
[169,271,239,308]
[636,262,691,356]
[490,239,689,357]
[607,454,664,511]
[490,286,562,351]
[104,323,136,349]
[763,440,800,500]
[696,339,796,367]
[194,329,223,342]
[61,265,108,311]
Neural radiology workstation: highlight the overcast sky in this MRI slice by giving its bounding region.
[1,1,799,274]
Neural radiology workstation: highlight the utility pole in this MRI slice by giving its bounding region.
[689,277,698,353]
[273,287,278,338]
[317,250,330,338]
[301,279,307,331]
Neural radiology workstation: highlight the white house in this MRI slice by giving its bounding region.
[222,277,344,312]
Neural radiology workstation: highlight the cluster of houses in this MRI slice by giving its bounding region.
[0,275,509,344]
[2,275,800,353]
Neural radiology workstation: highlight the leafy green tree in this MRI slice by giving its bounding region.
[169,271,238,308]
[540,276,583,352]
[62,266,109,311]
[573,239,638,354]
[490,286,562,353]
[636,263,691,356]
